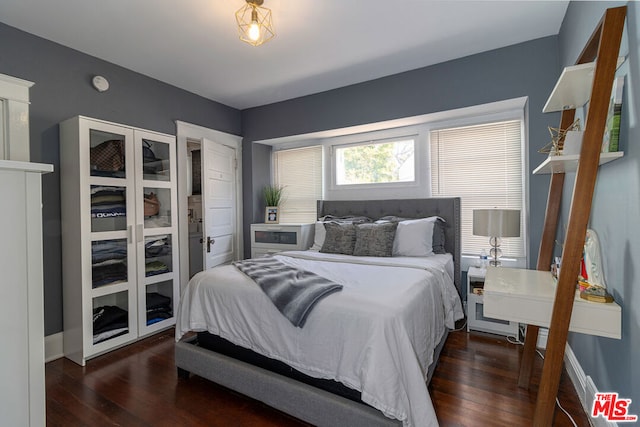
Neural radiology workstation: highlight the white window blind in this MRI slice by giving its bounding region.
[273,146,323,223]
[430,120,525,257]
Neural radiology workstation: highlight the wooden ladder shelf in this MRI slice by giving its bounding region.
[517,6,626,426]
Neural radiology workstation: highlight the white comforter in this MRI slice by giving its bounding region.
[176,251,464,427]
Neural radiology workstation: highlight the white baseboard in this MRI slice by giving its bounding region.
[45,332,64,362]
[564,344,617,427]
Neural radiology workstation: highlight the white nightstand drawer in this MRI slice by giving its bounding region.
[250,223,314,259]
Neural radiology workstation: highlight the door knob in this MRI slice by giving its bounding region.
[206,236,215,253]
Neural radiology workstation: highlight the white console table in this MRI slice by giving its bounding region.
[483,266,621,339]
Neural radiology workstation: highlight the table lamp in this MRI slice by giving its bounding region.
[473,209,520,267]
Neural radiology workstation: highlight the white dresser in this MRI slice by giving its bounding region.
[0,160,52,427]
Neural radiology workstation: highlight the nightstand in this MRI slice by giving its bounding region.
[250,223,314,258]
[467,266,519,336]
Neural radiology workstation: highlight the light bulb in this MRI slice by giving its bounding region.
[248,21,260,41]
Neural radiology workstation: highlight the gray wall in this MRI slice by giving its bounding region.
[558,1,639,407]
[241,36,562,263]
[0,22,241,335]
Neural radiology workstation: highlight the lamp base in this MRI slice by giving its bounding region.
[489,236,503,267]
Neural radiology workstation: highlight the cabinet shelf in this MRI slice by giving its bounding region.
[90,176,127,187]
[92,281,129,298]
[532,151,624,174]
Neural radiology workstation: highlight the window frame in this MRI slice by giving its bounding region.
[324,126,430,201]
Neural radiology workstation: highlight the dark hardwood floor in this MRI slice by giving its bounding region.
[46,329,589,426]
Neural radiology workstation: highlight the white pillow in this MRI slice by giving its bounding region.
[392,216,441,257]
[309,221,326,251]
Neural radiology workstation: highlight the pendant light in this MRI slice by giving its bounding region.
[235,0,275,47]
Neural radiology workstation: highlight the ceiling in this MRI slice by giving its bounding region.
[0,1,569,110]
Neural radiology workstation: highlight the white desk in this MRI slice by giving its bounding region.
[483,266,621,339]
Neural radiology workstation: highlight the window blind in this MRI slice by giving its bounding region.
[430,120,525,257]
[273,146,323,223]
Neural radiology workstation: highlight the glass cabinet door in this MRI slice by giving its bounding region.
[141,138,171,182]
[135,131,175,231]
[90,185,127,232]
[89,129,127,179]
[86,121,134,234]
[144,234,173,278]
[135,129,179,336]
[84,118,137,353]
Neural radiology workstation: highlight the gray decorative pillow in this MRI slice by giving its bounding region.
[432,218,446,254]
[353,222,398,257]
[320,222,357,255]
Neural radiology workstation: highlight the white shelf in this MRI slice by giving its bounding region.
[543,58,625,113]
[532,151,624,174]
[543,62,595,113]
[483,267,621,339]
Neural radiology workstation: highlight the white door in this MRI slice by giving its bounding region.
[202,139,236,269]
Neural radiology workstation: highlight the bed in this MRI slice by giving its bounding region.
[175,198,463,427]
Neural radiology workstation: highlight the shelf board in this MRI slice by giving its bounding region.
[92,281,129,298]
[483,267,621,339]
[532,151,624,175]
[543,62,595,113]
[543,57,625,113]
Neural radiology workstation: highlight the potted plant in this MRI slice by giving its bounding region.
[263,185,285,223]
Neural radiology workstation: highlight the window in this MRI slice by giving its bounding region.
[430,120,525,258]
[273,146,323,223]
[334,137,415,186]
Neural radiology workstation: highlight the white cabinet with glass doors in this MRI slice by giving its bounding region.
[60,116,179,366]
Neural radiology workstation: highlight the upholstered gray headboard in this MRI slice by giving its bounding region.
[317,198,462,295]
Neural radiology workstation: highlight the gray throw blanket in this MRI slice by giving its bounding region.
[233,257,343,327]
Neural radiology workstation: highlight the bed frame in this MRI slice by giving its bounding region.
[175,198,461,426]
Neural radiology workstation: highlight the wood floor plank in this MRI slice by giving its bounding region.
[46,329,590,426]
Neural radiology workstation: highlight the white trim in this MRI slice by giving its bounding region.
[175,121,243,292]
[0,73,34,162]
[564,344,618,427]
[45,332,64,362]
[254,97,528,146]
[0,73,34,103]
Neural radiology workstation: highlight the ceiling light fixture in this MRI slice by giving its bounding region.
[235,0,275,47]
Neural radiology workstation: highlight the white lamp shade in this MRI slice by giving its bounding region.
[473,209,521,238]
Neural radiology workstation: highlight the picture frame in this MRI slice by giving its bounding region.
[265,206,279,224]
